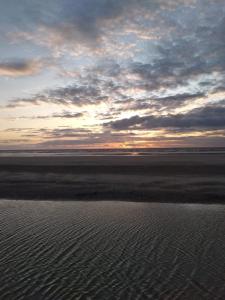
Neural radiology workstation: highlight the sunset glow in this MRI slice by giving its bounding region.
[0,0,225,149]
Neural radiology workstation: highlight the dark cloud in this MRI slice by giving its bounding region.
[6,0,199,55]
[127,5,225,91]
[25,127,225,148]
[117,92,205,112]
[3,125,225,149]
[8,127,136,147]
[40,128,93,139]
[0,139,30,144]
[0,59,44,77]
[41,111,84,119]
[15,111,85,120]
[60,0,131,41]
[36,130,136,147]
[107,105,225,131]
[6,83,107,108]
[155,92,205,103]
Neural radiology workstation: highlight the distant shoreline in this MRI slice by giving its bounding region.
[0,147,225,157]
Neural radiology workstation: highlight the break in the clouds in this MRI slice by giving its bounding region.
[0,0,225,148]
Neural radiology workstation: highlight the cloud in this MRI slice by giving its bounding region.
[34,130,136,147]
[123,4,225,93]
[3,125,225,149]
[106,104,225,131]
[8,0,196,59]
[6,83,107,108]
[42,111,84,119]
[2,0,225,148]
[0,59,45,77]
[115,92,206,112]
[20,128,93,139]
[13,111,85,120]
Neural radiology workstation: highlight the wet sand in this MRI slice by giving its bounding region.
[0,200,225,299]
[0,154,225,202]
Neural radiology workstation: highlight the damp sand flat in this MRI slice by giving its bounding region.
[0,154,225,202]
[0,200,225,299]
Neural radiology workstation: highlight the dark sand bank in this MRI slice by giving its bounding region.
[0,154,225,202]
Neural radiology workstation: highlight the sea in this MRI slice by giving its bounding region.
[0,147,225,157]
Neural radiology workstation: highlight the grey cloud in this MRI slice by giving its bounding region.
[6,83,106,108]
[155,92,205,102]
[16,111,85,120]
[60,0,132,40]
[3,127,92,140]
[107,105,225,131]
[5,59,126,109]
[36,131,135,147]
[10,127,136,147]
[7,0,197,52]
[0,59,44,77]
[33,128,225,148]
[0,139,30,144]
[40,111,84,119]
[114,92,205,112]
[3,59,207,112]
[128,6,225,91]
[41,128,93,139]
[4,0,139,48]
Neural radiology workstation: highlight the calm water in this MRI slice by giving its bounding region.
[0,147,225,157]
[0,200,225,299]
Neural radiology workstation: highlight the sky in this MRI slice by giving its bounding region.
[0,0,225,149]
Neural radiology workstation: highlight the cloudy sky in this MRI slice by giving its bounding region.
[0,0,225,149]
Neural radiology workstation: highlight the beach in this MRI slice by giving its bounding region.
[1,153,225,299]
[1,200,225,299]
[0,153,225,203]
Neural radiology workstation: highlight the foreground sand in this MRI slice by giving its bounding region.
[1,200,225,299]
[0,154,225,202]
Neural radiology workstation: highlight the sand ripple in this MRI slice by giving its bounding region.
[0,200,225,299]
